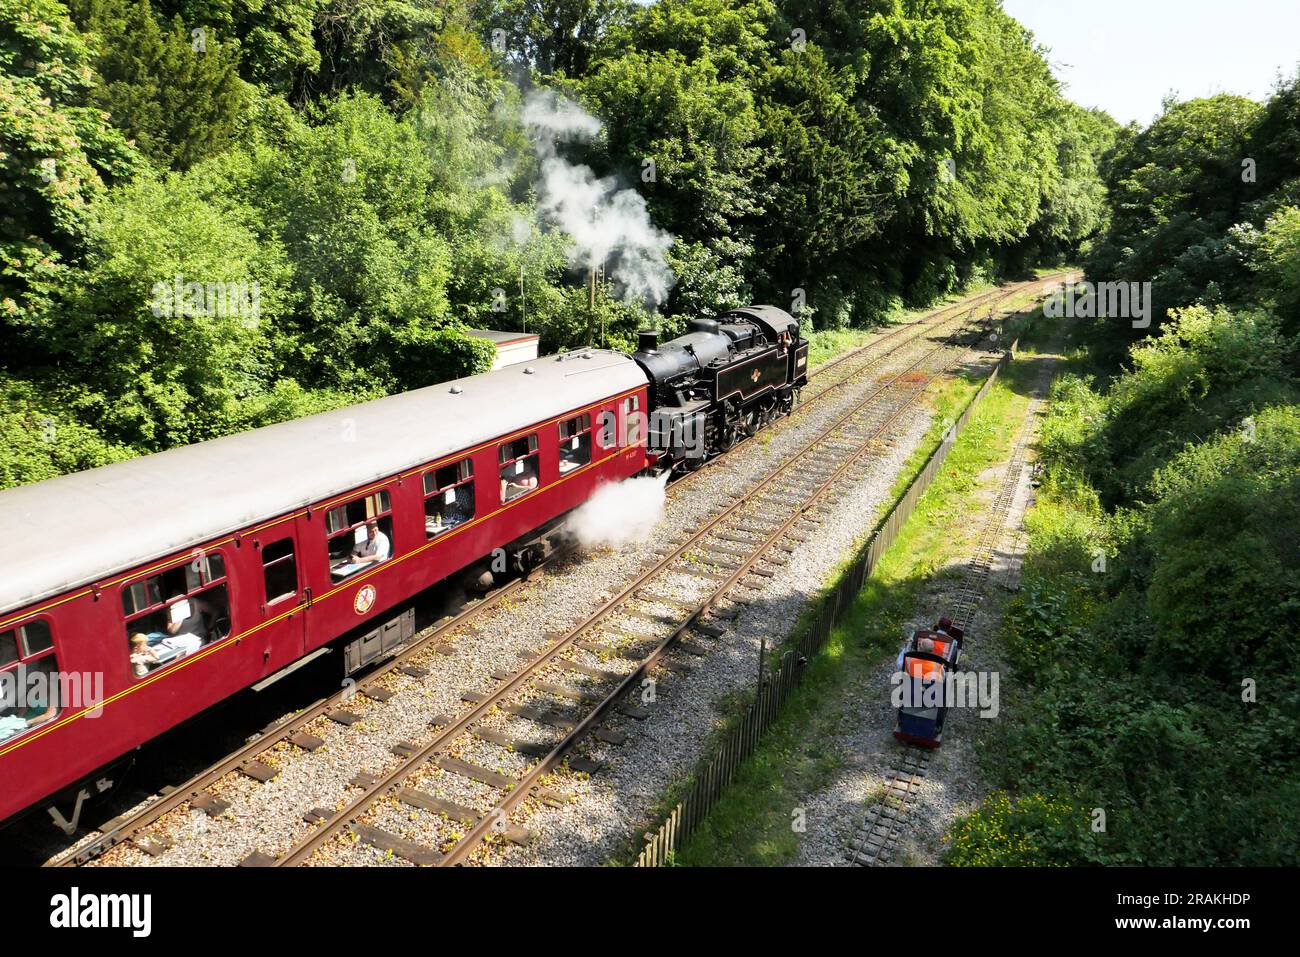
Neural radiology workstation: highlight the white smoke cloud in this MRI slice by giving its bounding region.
[520,89,675,310]
[565,473,669,550]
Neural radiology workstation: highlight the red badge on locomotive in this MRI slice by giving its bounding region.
[353,584,377,615]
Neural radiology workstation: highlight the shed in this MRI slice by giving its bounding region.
[467,329,541,370]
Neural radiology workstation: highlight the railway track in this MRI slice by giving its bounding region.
[788,279,1048,404]
[844,338,1053,867]
[49,277,1056,867]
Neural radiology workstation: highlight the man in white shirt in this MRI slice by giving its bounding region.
[353,519,391,566]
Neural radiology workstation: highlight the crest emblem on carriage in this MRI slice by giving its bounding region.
[750,369,761,383]
[353,584,377,615]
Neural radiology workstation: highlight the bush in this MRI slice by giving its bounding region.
[983,348,1299,865]
[1097,304,1295,500]
[946,792,1101,866]
[0,374,134,489]
[1247,205,1300,330]
[1141,404,1300,678]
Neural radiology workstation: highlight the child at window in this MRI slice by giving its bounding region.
[129,633,160,678]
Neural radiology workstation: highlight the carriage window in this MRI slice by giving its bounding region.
[20,619,53,656]
[622,396,642,446]
[499,434,539,503]
[122,557,232,682]
[0,622,61,742]
[325,490,394,581]
[597,409,617,450]
[558,414,592,474]
[0,631,18,668]
[424,458,474,538]
[261,538,298,605]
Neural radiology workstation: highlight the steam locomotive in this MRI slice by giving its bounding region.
[633,305,809,467]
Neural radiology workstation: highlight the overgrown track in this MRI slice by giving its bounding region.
[49,276,1057,868]
[844,353,1047,867]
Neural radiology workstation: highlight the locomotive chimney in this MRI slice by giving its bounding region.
[637,329,659,353]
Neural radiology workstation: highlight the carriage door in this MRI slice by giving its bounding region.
[250,528,308,676]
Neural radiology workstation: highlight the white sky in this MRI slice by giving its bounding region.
[1001,0,1300,124]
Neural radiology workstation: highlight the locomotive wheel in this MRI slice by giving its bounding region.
[717,424,739,452]
[514,545,544,577]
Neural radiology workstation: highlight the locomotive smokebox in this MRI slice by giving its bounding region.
[637,329,659,353]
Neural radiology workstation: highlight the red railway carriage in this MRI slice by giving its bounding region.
[0,349,651,830]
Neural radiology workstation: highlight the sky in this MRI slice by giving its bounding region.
[1001,0,1300,125]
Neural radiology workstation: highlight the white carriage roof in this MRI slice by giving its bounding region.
[0,350,645,617]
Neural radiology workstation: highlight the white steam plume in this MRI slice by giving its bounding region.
[565,473,669,550]
[521,89,675,310]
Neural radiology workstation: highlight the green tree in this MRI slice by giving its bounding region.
[0,0,138,329]
[0,373,135,489]
[70,0,249,169]
[754,44,905,316]
[154,0,322,92]
[1244,205,1300,332]
[218,91,509,392]
[485,0,634,77]
[56,168,296,448]
[1085,94,1263,323]
[1030,105,1119,256]
[306,0,459,101]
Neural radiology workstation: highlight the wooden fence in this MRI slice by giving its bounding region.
[635,333,1023,866]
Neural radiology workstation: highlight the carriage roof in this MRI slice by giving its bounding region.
[0,350,644,616]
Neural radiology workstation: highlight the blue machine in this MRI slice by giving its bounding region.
[894,619,964,748]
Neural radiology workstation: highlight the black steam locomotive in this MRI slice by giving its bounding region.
[631,305,809,467]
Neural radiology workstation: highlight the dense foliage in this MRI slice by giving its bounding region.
[1,0,1113,486]
[949,79,1300,866]
[6,0,1293,867]
[1086,84,1300,348]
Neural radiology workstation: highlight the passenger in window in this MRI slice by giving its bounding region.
[20,663,58,731]
[500,464,538,502]
[166,594,215,644]
[352,519,391,567]
[129,633,161,677]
